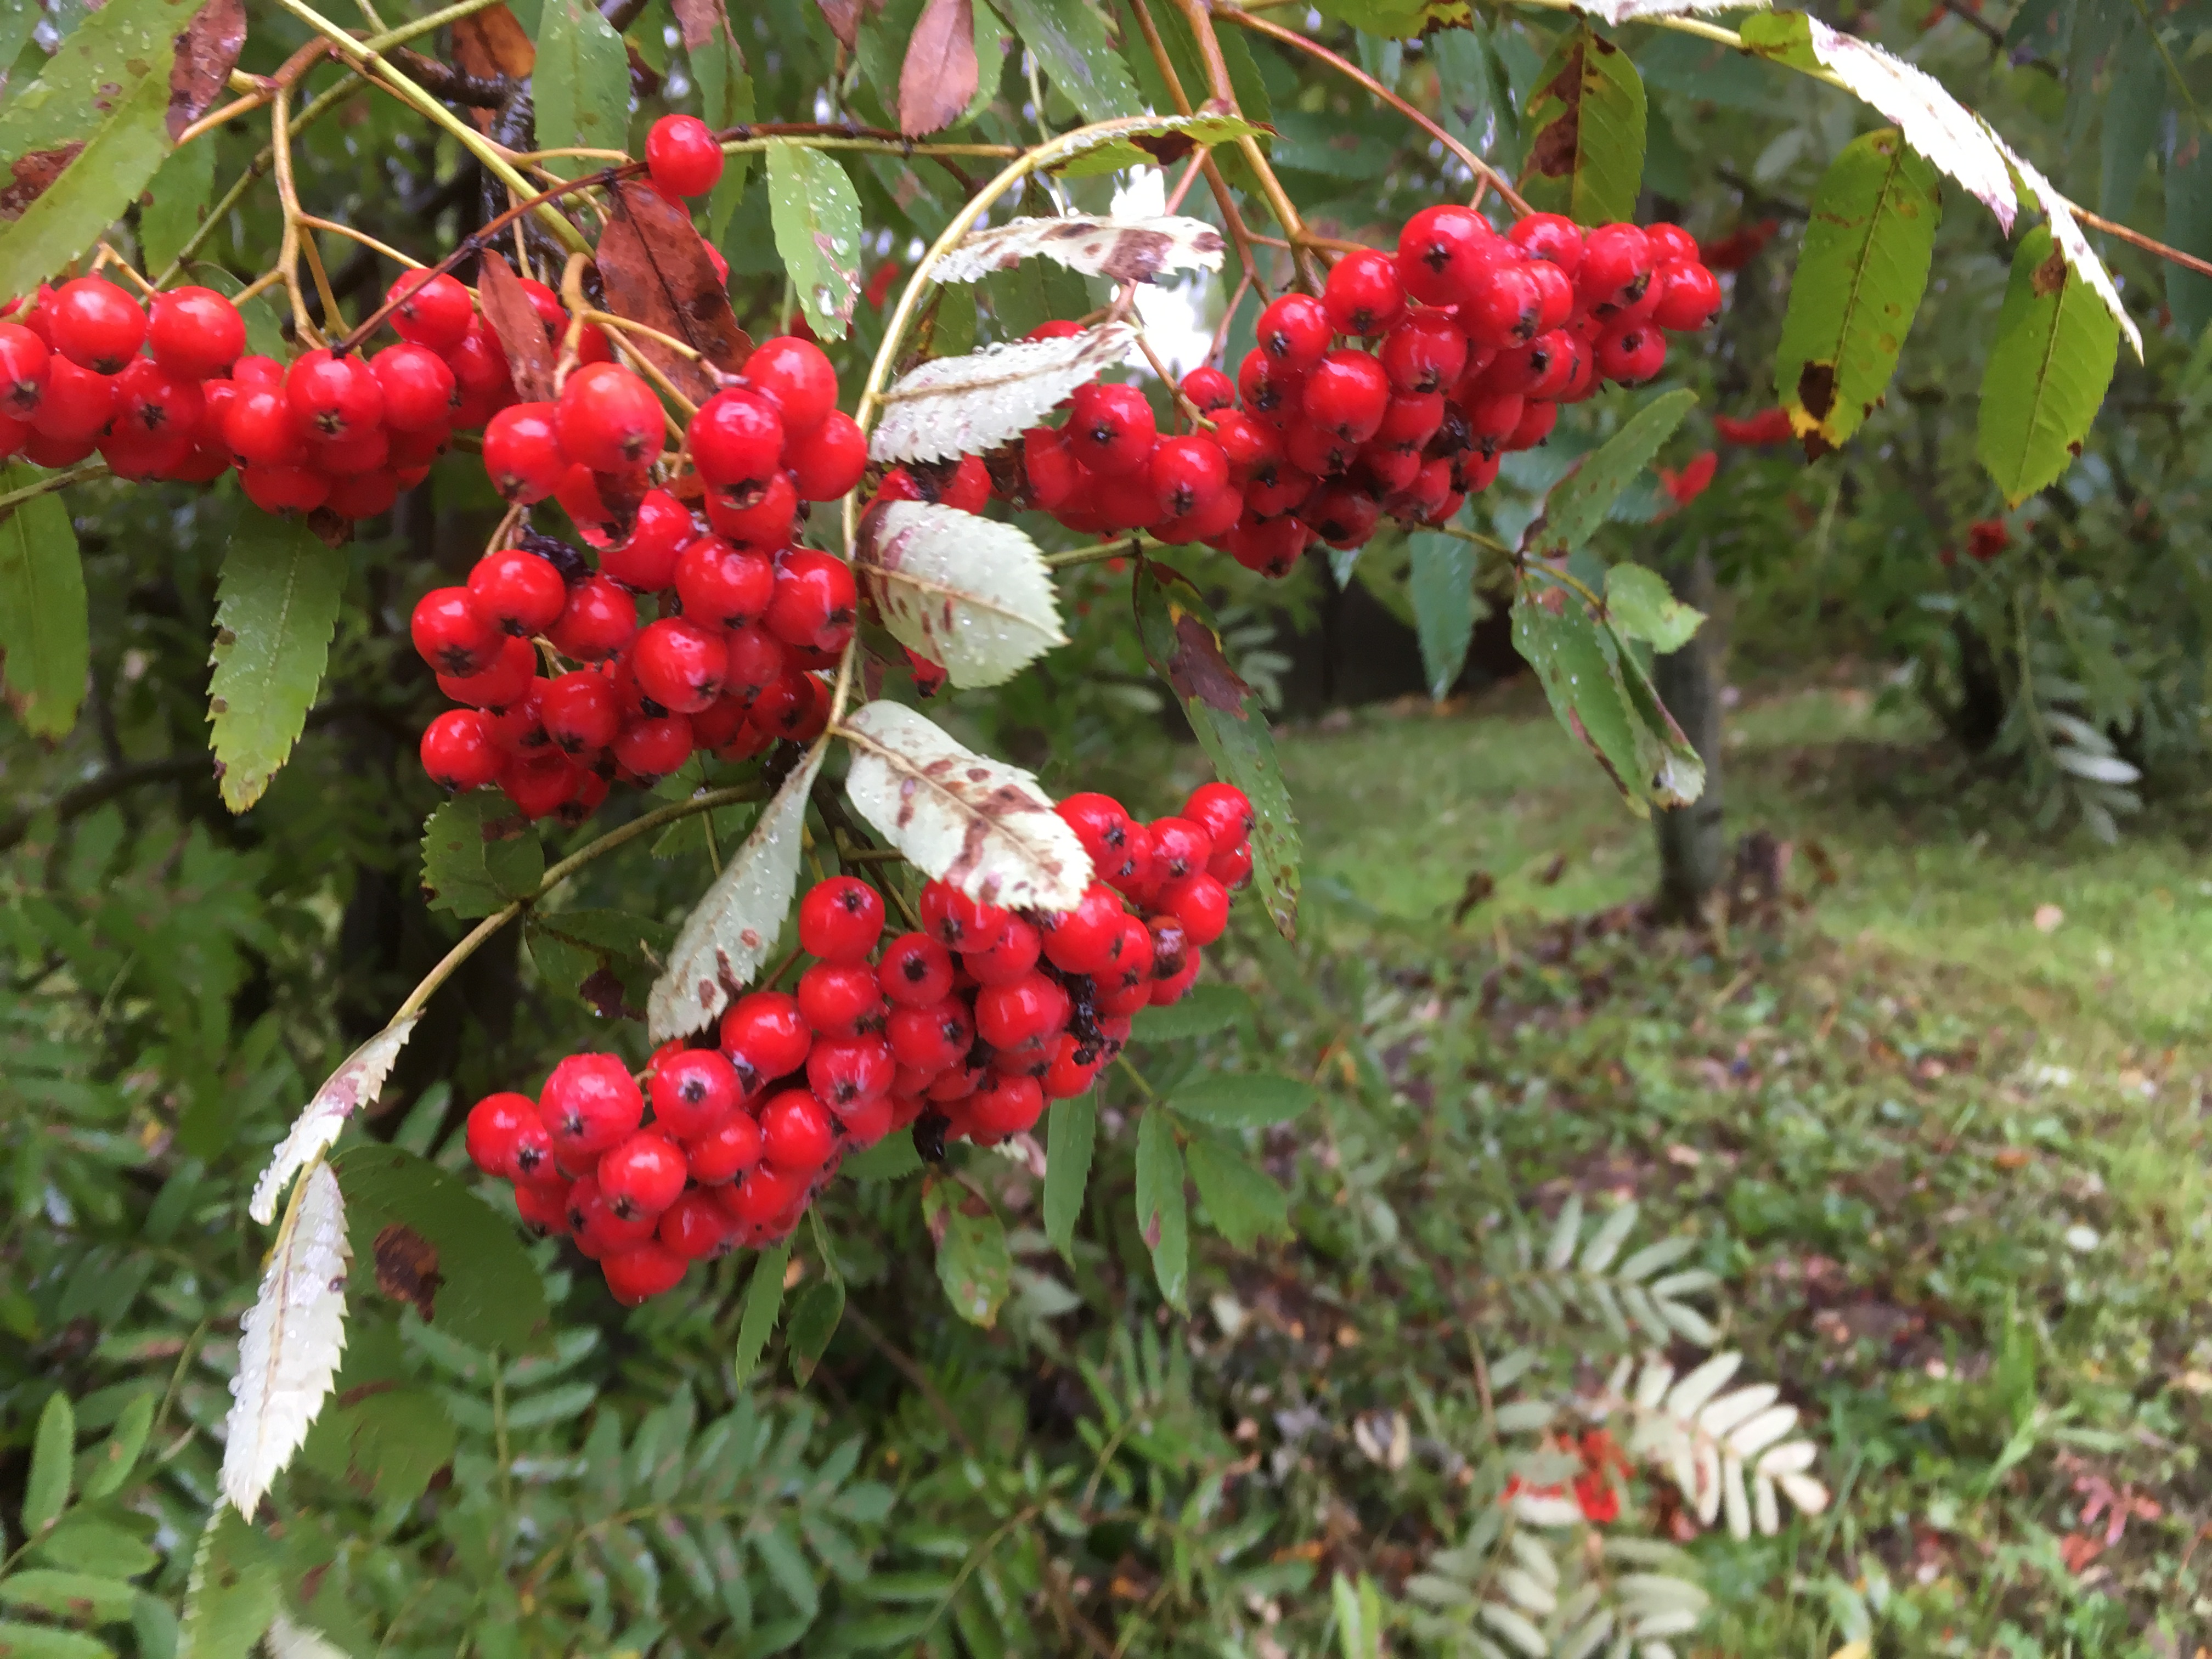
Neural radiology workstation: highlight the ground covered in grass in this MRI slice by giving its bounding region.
[1265,681,2211,1656]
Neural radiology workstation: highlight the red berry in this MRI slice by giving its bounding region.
[1526,258,1576,333]
[111,358,202,446]
[1148,817,1214,881]
[1257,292,1332,369]
[602,1242,688,1304]
[597,1130,689,1218]
[372,343,458,432]
[437,634,537,709]
[648,1046,742,1139]
[557,363,664,472]
[1236,348,1306,426]
[632,616,728,714]
[465,1091,538,1178]
[782,409,866,500]
[1149,434,1229,519]
[1056,793,1142,885]
[1508,212,1584,274]
[685,1110,765,1183]
[962,915,1041,985]
[796,960,885,1039]
[877,932,953,1007]
[0,323,48,418]
[1151,952,1201,1007]
[30,356,116,443]
[1041,882,1129,976]
[411,585,501,676]
[539,669,620,754]
[602,488,695,590]
[1460,261,1543,348]
[935,453,991,514]
[468,546,567,636]
[806,1034,896,1113]
[1645,223,1700,264]
[1595,323,1667,385]
[720,623,787,704]
[1650,261,1722,332]
[967,1072,1044,1138]
[675,532,774,627]
[918,881,1007,950]
[658,1189,736,1259]
[1208,839,1254,890]
[224,383,304,465]
[1322,248,1406,337]
[1161,871,1230,945]
[764,547,857,652]
[147,286,243,379]
[1183,782,1253,849]
[1286,420,1357,479]
[719,991,814,1088]
[704,469,798,550]
[743,335,837,435]
[1576,224,1655,317]
[760,1088,837,1173]
[386,270,475,350]
[287,348,383,438]
[717,1161,804,1228]
[1380,313,1470,396]
[799,876,885,963]
[1023,426,1082,510]
[238,464,329,513]
[514,1179,572,1234]
[45,278,145,374]
[1505,398,1559,452]
[1395,205,1499,307]
[749,669,828,741]
[975,970,1069,1052]
[548,574,638,662]
[645,112,725,198]
[1042,1034,1102,1100]
[499,751,579,820]
[887,996,972,1073]
[687,387,785,490]
[837,1092,897,1148]
[613,714,694,782]
[539,1052,645,1158]
[1301,482,1383,550]
[1066,382,1156,476]
[1180,364,1236,413]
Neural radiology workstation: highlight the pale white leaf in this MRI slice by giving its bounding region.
[221,1164,351,1515]
[249,1014,422,1224]
[1756,1440,1820,1476]
[856,500,1066,689]
[1602,1353,1634,1398]
[2054,747,2141,785]
[1692,1442,1722,1524]
[1726,1403,1802,1459]
[1633,1357,1674,1411]
[1476,1601,1551,1658]
[1617,1236,1695,1282]
[1644,1643,1678,1659]
[266,1613,354,1658]
[1615,1574,1707,1616]
[1579,1201,1640,1273]
[1507,1532,1559,1587]
[1799,17,2016,232]
[1647,1268,1720,1299]
[1544,1193,1584,1271]
[1658,1297,1718,1345]
[1509,1491,1586,1528]
[1753,1471,1781,1536]
[647,747,826,1043]
[1999,145,2143,359]
[1777,1470,1832,1514]
[1696,1384,1780,1439]
[933,213,1226,286]
[1631,1608,1704,1640]
[1720,1455,1750,1538]
[1667,1352,1742,1419]
[1496,1568,1558,1616]
[868,324,1137,465]
[1576,0,1765,21]
[840,701,1092,911]
[1560,1612,1616,1659]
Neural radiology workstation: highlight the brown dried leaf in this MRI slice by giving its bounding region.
[0,146,83,220]
[475,250,558,403]
[670,0,727,48]
[814,0,864,49]
[898,0,978,138]
[372,1223,443,1322]
[594,179,752,403]
[167,0,247,141]
[1163,611,1252,716]
[453,3,536,77]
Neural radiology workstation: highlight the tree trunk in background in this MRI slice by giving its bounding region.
[1651,548,1726,924]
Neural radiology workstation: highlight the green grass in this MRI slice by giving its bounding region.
[1255,682,2212,1656]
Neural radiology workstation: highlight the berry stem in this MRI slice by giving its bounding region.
[296,215,424,270]
[1045,534,1155,568]
[1125,0,1274,301]
[268,87,326,346]
[0,462,110,522]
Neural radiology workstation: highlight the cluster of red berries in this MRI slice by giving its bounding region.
[415,329,870,822]
[871,208,1719,579]
[463,780,1256,1304]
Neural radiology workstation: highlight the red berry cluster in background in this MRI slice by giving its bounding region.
[415,331,869,825]
[463,781,1257,1304]
[881,208,1719,580]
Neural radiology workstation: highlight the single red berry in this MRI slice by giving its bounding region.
[720,990,812,1088]
[1066,382,1157,476]
[1209,839,1254,890]
[645,112,725,198]
[1041,882,1129,976]
[1506,398,1559,452]
[1056,793,1140,883]
[1149,434,1229,519]
[613,714,694,782]
[796,960,886,1039]
[1148,816,1214,881]
[1236,348,1307,426]
[1042,1034,1102,1100]
[1023,426,1082,510]
[749,669,828,742]
[675,532,774,627]
[782,409,867,500]
[514,1178,572,1234]
[539,669,620,755]
[443,315,514,410]
[0,323,49,418]
[760,1088,837,1174]
[238,464,329,514]
[1645,223,1701,264]
[1155,479,1243,546]
[1526,258,1576,334]
[411,586,501,676]
[1576,224,1656,317]
[806,1034,896,1112]
[648,1046,742,1139]
[877,932,953,1007]
[704,469,799,550]
[467,546,567,636]
[287,348,384,438]
[887,996,972,1073]
[1322,248,1406,337]
[45,278,145,374]
[975,970,1069,1052]
[1595,323,1667,385]
[1460,261,1544,349]
[1286,419,1357,479]
[799,876,885,963]
[716,1160,804,1227]
[602,488,695,590]
[1377,390,1446,448]
[501,749,579,820]
[1148,914,1190,981]
[386,270,476,350]
[1650,261,1722,332]
[687,388,785,490]
[658,1189,736,1259]
[1380,313,1470,395]
[967,1072,1045,1139]
[602,1242,688,1304]
[565,1176,657,1256]
[29,356,116,443]
[837,1092,897,1148]
[539,1053,646,1158]
[437,634,537,709]
[632,616,729,714]
[372,342,458,432]
[1183,782,1253,849]
[1256,292,1333,369]
[557,363,664,472]
[1151,952,1201,1007]
[1300,481,1383,550]
[1161,871,1230,945]
[918,880,1007,950]
[111,358,203,444]
[465,1091,538,1178]
[1395,205,1500,307]
[548,574,638,662]
[147,286,244,379]
[963,915,1042,985]
[685,1110,765,1183]
[1180,364,1236,413]
[1211,410,1280,478]
[1466,388,1524,443]
[597,1130,689,1218]
[720,623,787,704]
[935,453,991,514]
[763,547,857,653]
[1508,212,1584,275]
[743,335,838,435]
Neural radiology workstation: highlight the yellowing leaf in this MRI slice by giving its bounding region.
[856,499,1066,688]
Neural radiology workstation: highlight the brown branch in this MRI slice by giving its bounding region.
[2072,203,2212,281]
[1125,0,1273,301]
[392,47,510,106]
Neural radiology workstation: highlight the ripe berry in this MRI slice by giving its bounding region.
[1286,420,1357,479]
[1211,410,1280,478]
[372,343,458,431]
[1595,323,1667,385]
[1378,390,1446,448]
[411,586,501,676]
[1508,211,1584,274]
[1576,224,1655,317]
[718,1161,804,1228]
[602,488,695,590]
[224,383,307,466]
[30,356,116,443]
[386,270,475,350]
[1057,793,1143,885]
[438,634,537,709]
[1041,882,1129,976]
[648,1046,742,1139]
[918,881,1007,950]
[1380,313,1470,396]
[742,335,837,435]
[1184,783,1254,850]
[720,623,787,702]
[1460,261,1543,348]
[557,363,664,472]
[1395,205,1498,307]
[1149,433,1229,518]
[1302,482,1383,549]
[837,1092,897,1148]
[1645,223,1700,264]
[806,1034,896,1111]
[799,876,884,963]
[468,546,567,636]
[147,286,244,378]
[1526,258,1576,333]
[539,669,620,754]
[46,278,145,373]
[1148,817,1213,881]
[112,358,202,444]
[548,574,638,662]
[1209,838,1254,890]
[597,1131,689,1218]
[658,1190,736,1259]
[688,388,785,490]
[1650,261,1722,332]
[239,464,329,514]
[1066,382,1156,476]
[539,1052,645,1157]
[749,670,828,741]
[763,547,857,653]
[465,1091,538,1178]
[632,616,728,714]
[1506,398,1559,451]
[1161,871,1230,945]
[1023,426,1081,510]
[645,112,725,198]
[1467,388,1523,443]
[514,1180,572,1234]
[760,1089,837,1173]
[1156,481,1243,546]
[963,915,1041,985]
[704,469,798,551]
[797,961,885,1039]
[675,532,774,627]
[287,348,383,438]
[935,453,991,514]
[685,1110,765,1183]
[1322,248,1405,337]
[975,970,1069,1052]
[782,409,867,499]
[1236,348,1306,426]
[1180,364,1236,413]
[1256,292,1332,369]
[0,324,48,417]
[602,1243,688,1304]
[720,991,812,1087]
[1152,952,1201,1007]
[1042,1034,1102,1100]
[614,714,694,782]
[877,932,953,1007]
[888,997,972,1073]
[967,1072,1044,1139]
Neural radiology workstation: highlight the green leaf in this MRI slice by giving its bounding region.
[330,1143,549,1353]
[1604,563,1702,652]
[206,507,346,813]
[1773,128,1940,452]
[525,906,670,1015]
[1171,1071,1313,1131]
[1053,111,1267,178]
[23,1390,73,1536]
[1521,388,1695,561]
[766,139,864,341]
[0,1570,137,1625]
[531,0,630,178]
[785,1276,844,1385]
[421,792,545,919]
[1001,0,1142,123]
[1129,981,1250,1042]
[0,1624,110,1659]
[139,137,215,279]
[841,1132,923,1182]
[33,1519,159,1581]
[1511,582,1703,813]
[1977,225,2119,506]
[923,1176,1011,1327]
[77,1393,151,1502]
[176,1506,279,1659]
[297,1385,458,1508]
[1133,562,1301,939]
[1042,1092,1096,1264]
[1312,0,1469,38]
[0,0,176,297]
[732,1238,792,1383]
[1182,1126,1289,1249]
[2165,129,2212,339]
[1518,24,1645,227]
[1407,532,1479,700]
[0,460,87,738]
[689,19,755,241]
[1133,1110,1187,1310]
